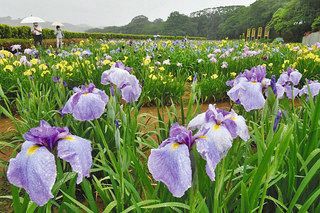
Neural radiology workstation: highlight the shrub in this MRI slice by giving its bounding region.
[311,16,320,32]
[0,24,206,41]
[0,24,12,38]
[42,28,55,39]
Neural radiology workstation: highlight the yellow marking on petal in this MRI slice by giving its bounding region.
[64,135,75,141]
[199,135,207,139]
[171,143,180,150]
[231,116,237,121]
[27,145,40,155]
[213,124,220,130]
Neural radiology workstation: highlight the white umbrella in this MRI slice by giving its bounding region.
[21,16,45,24]
[52,22,64,26]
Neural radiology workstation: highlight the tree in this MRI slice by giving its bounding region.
[269,0,320,41]
[86,0,318,42]
[163,12,197,36]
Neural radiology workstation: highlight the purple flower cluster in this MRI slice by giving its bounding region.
[273,68,302,99]
[24,48,38,57]
[227,66,320,111]
[148,104,249,197]
[7,61,142,206]
[227,65,270,111]
[101,62,141,103]
[62,83,108,121]
[299,80,320,97]
[19,56,32,66]
[7,121,92,206]
[60,62,141,121]
[241,46,261,58]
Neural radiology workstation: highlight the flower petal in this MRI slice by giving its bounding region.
[203,122,233,157]
[57,135,92,184]
[147,143,192,197]
[61,93,81,115]
[276,84,285,99]
[238,82,265,111]
[223,119,237,138]
[101,67,130,86]
[300,82,320,97]
[7,141,56,206]
[285,85,300,99]
[196,137,221,181]
[289,71,302,86]
[72,93,106,121]
[188,112,206,130]
[120,83,141,103]
[230,112,250,141]
[227,83,243,103]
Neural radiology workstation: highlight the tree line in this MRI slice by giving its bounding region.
[87,0,320,42]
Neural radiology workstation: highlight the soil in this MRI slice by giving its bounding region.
[138,102,230,136]
[0,117,15,212]
[0,118,15,134]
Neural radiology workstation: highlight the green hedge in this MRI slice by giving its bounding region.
[0,38,86,49]
[0,24,205,40]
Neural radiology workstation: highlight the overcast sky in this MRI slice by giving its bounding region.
[0,0,255,27]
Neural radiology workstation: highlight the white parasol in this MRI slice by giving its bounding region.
[51,22,64,26]
[21,16,45,24]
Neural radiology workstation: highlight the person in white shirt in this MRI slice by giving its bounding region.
[55,26,64,48]
[31,22,43,46]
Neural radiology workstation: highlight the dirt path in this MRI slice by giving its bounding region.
[0,117,15,134]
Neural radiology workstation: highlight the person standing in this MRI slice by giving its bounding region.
[55,26,64,48]
[31,22,43,46]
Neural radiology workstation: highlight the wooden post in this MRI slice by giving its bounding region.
[246,28,251,41]
[257,27,263,39]
[264,26,270,39]
[251,28,256,40]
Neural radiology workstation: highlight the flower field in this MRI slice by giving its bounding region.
[0,39,320,212]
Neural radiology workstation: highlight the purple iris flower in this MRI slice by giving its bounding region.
[147,123,204,197]
[81,50,92,57]
[24,48,38,57]
[276,68,302,99]
[24,48,33,55]
[270,75,278,94]
[148,105,249,198]
[52,76,61,83]
[62,83,108,121]
[11,44,21,52]
[7,120,92,206]
[192,73,197,83]
[299,80,320,97]
[101,63,142,103]
[273,110,282,132]
[20,56,31,66]
[227,65,270,112]
[188,104,249,177]
[114,61,133,73]
[241,46,261,58]
[226,79,234,87]
[63,81,68,87]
